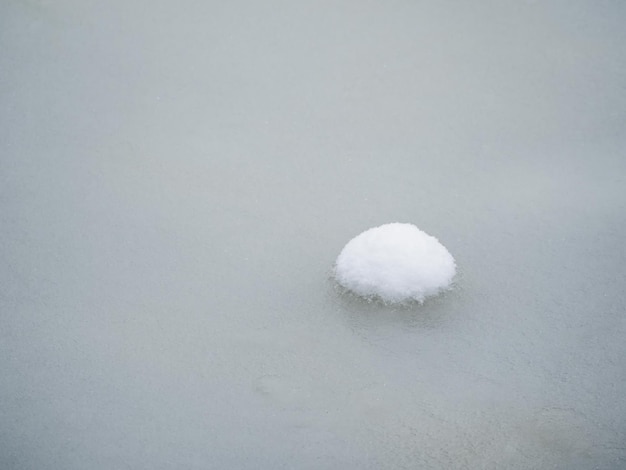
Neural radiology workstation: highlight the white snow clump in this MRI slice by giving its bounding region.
[334,223,456,304]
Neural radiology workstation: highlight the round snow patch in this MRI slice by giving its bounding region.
[334,223,456,304]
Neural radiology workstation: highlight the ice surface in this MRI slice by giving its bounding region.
[1,1,626,469]
[335,223,455,303]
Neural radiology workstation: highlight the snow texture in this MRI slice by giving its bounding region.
[334,223,456,303]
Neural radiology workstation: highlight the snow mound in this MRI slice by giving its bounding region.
[334,223,456,304]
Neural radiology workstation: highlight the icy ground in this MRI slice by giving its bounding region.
[1,1,625,469]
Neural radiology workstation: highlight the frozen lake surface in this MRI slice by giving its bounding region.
[1,1,625,468]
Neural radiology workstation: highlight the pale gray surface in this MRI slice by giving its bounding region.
[1,1,626,469]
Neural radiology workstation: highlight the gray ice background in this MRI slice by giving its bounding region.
[1,1,626,469]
